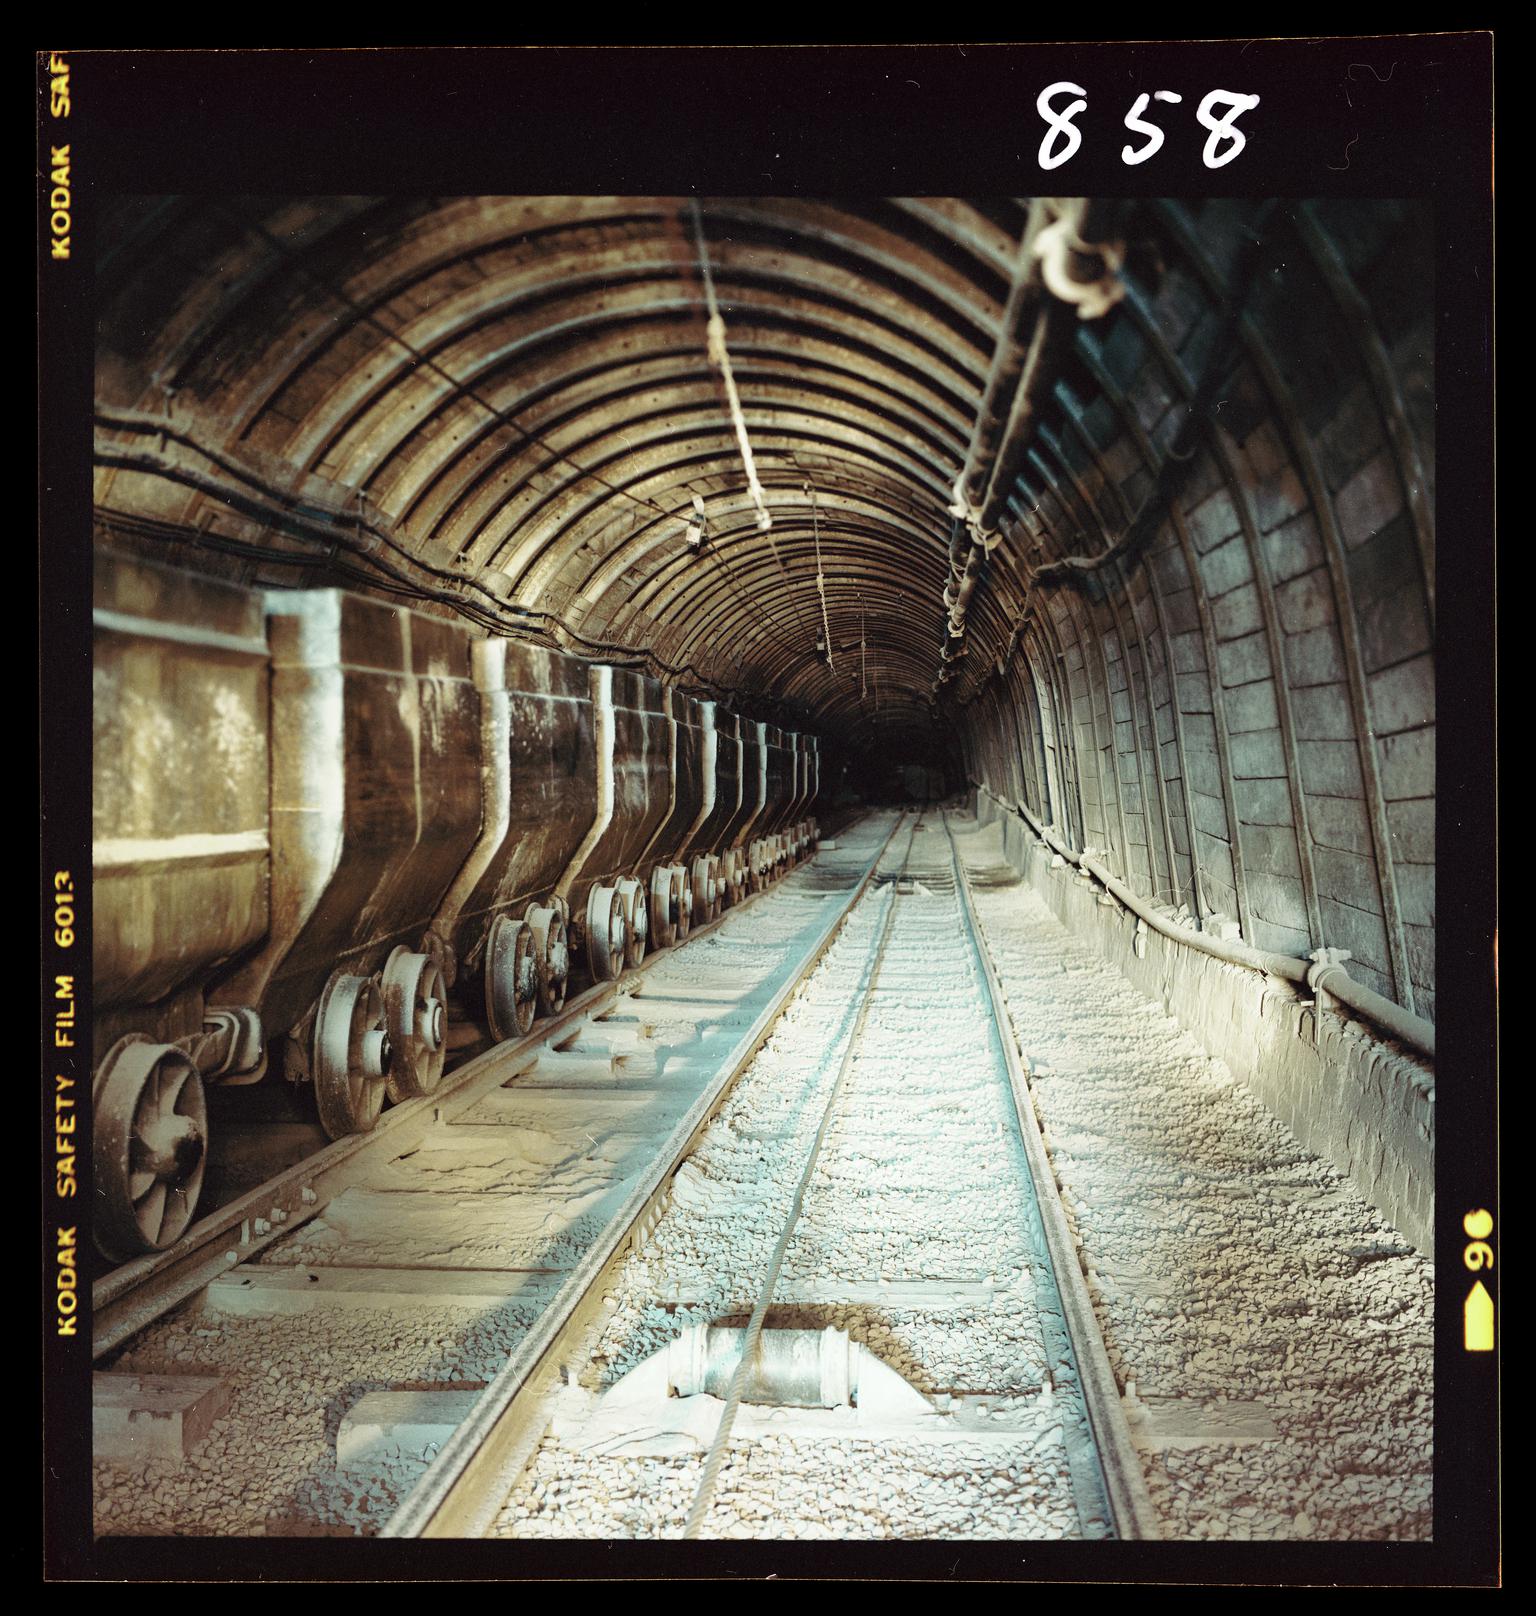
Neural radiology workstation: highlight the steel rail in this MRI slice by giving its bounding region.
[90,831,851,1361]
[381,813,907,1538]
[943,811,1162,1541]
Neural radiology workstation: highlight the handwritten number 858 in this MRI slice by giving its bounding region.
[1037,83,1262,171]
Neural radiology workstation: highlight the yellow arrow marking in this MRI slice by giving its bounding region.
[1465,1280,1494,1352]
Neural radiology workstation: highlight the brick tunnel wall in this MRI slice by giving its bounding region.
[960,200,1434,1021]
[957,200,1435,1245]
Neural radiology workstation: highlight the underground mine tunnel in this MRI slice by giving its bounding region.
[88,196,1436,1542]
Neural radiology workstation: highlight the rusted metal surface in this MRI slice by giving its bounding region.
[756,724,797,838]
[679,703,763,890]
[573,669,674,882]
[433,637,595,978]
[91,548,270,1057]
[637,688,699,868]
[214,591,481,1039]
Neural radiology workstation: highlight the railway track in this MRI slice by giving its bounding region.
[94,806,1159,1540]
[91,818,856,1361]
[92,814,897,1536]
[383,809,1157,1542]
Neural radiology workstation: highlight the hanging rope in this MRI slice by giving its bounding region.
[806,478,834,670]
[690,199,774,536]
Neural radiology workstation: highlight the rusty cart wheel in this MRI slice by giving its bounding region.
[617,876,649,969]
[649,864,676,949]
[526,903,569,1016]
[313,971,391,1139]
[93,1037,208,1261]
[749,840,766,894]
[485,916,539,1042]
[383,946,449,1101]
[705,854,723,920]
[690,855,713,928]
[672,864,693,942]
[586,884,627,982]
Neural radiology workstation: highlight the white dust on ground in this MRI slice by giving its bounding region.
[952,814,1432,1542]
[91,818,892,1537]
[493,816,1087,1540]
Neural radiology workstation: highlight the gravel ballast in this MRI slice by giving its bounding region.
[91,818,894,1537]
[952,812,1433,1541]
[491,815,1098,1540]
[93,808,1432,1542]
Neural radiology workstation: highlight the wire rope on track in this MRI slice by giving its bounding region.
[383,810,909,1539]
[682,809,925,1538]
[682,804,1158,1541]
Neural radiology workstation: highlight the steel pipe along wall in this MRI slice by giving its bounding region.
[92,195,1434,1024]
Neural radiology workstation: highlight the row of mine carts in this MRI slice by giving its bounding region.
[91,549,822,1261]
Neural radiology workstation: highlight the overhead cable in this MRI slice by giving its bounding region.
[807,477,835,670]
[689,199,775,537]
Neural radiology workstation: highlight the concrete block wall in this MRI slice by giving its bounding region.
[978,790,1434,1254]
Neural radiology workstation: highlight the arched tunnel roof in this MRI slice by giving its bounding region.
[92,194,1436,1018]
[95,196,1034,749]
